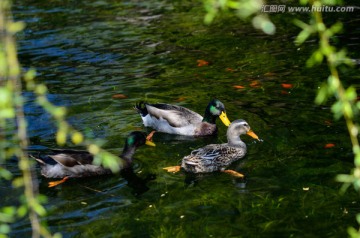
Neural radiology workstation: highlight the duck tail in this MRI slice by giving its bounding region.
[134,101,148,117]
[30,154,46,165]
[30,153,57,166]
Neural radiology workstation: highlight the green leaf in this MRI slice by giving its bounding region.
[306,50,324,67]
[252,15,275,35]
[7,21,25,33]
[100,151,123,173]
[0,167,12,180]
[322,0,342,5]
[53,233,63,238]
[226,1,240,9]
[315,84,329,104]
[355,153,360,167]
[329,22,343,35]
[327,75,339,93]
[345,86,357,102]
[331,101,343,120]
[343,101,353,119]
[12,177,24,187]
[56,129,67,146]
[36,194,48,204]
[32,202,46,216]
[17,205,28,218]
[0,206,16,223]
[0,224,11,235]
[293,19,309,29]
[354,178,360,191]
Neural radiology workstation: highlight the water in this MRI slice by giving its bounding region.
[5,0,360,237]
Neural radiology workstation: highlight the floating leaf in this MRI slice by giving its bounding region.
[324,143,335,148]
[176,97,186,102]
[281,83,293,89]
[233,85,245,89]
[197,59,209,67]
[112,94,127,99]
[250,81,260,88]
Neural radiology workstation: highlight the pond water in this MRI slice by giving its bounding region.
[4,0,360,237]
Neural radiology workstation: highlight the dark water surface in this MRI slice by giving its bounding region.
[5,0,360,237]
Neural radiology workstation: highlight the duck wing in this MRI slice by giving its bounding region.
[146,103,203,128]
[183,144,244,172]
[49,149,94,167]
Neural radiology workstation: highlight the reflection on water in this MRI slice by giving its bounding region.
[6,0,360,237]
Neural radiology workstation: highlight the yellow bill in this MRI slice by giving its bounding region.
[145,140,156,146]
[246,130,259,141]
[219,111,231,126]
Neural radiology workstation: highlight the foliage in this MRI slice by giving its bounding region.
[293,1,360,236]
[294,1,360,236]
[0,1,123,237]
[203,0,360,236]
[202,0,275,34]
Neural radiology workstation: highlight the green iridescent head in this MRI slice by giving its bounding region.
[125,131,155,149]
[203,99,231,126]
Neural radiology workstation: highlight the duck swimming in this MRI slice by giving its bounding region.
[163,119,259,177]
[32,131,155,187]
[135,99,231,136]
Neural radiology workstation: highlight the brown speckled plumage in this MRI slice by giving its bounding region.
[181,119,257,173]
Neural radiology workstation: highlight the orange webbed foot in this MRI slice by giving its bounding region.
[163,166,181,173]
[48,176,69,187]
[223,170,245,178]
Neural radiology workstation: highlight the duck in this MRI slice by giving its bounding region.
[135,99,231,136]
[163,119,259,177]
[31,131,156,187]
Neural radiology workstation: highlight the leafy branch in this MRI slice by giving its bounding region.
[295,0,360,236]
[0,1,123,237]
[295,0,359,188]
[203,0,359,236]
[202,0,275,34]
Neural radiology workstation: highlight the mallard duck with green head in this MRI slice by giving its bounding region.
[135,99,231,136]
[32,131,155,187]
[164,119,259,177]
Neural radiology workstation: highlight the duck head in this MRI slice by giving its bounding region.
[121,131,155,163]
[203,99,231,126]
[227,119,259,142]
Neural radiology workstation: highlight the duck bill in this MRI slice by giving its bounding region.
[219,111,231,126]
[246,130,259,140]
[145,140,156,147]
